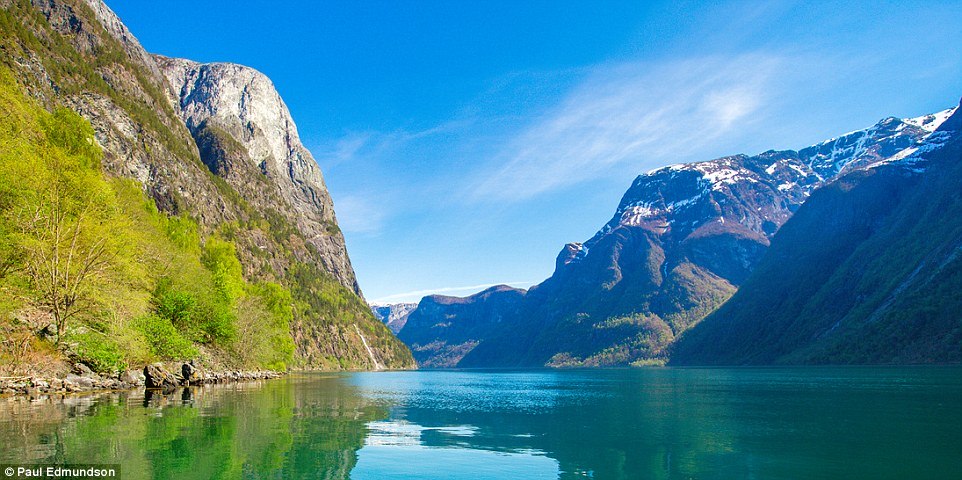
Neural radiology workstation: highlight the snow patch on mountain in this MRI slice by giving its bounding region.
[903,107,957,132]
[584,106,954,260]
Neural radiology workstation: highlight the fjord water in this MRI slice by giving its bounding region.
[1,369,960,479]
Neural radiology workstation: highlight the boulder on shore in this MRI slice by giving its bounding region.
[181,361,202,385]
[144,363,179,389]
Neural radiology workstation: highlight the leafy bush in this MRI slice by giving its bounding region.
[132,314,197,360]
[202,237,245,303]
[71,332,127,374]
[153,286,197,327]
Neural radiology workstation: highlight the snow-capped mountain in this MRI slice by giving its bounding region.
[370,303,418,334]
[576,107,957,270]
[402,105,958,368]
[674,101,962,365]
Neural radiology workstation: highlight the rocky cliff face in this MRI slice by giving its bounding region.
[371,303,417,334]
[0,0,413,369]
[672,101,962,365]
[154,56,360,295]
[404,107,955,368]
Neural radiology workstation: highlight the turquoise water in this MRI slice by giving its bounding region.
[1,368,961,479]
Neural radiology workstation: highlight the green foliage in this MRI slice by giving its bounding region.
[233,282,295,370]
[132,314,197,360]
[0,68,302,370]
[202,237,245,303]
[71,332,127,374]
[153,286,196,327]
[40,107,102,168]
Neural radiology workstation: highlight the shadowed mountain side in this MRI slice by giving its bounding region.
[398,286,526,367]
[672,101,962,365]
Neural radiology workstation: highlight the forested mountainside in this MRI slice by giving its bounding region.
[400,104,957,367]
[672,101,962,365]
[0,0,414,376]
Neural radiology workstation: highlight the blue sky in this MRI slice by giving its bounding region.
[113,1,962,304]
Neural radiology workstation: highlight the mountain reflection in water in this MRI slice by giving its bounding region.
[1,368,960,479]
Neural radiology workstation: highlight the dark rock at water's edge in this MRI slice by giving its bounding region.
[0,361,283,397]
[144,363,181,389]
[182,361,201,384]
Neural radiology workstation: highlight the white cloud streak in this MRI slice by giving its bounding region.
[471,54,784,201]
[332,195,387,235]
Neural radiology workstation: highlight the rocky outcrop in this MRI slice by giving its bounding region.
[154,56,361,295]
[0,362,284,396]
[143,363,179,389]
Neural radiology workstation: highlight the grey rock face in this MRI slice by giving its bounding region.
[154,55,361,295]
[371,303,418,334]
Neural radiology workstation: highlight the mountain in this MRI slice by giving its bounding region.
[154,56,361,295]
[371,303,418,334]
[398,286,526,367]
[0,0,413,371]
[401,106,955,368]
[671,101,962,365]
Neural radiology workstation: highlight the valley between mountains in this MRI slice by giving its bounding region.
[383,104,962,368]
[1,0,960,382]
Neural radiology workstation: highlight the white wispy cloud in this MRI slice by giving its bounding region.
[371,281,534,305]
[471,54,784,201]
[332,195,387,235]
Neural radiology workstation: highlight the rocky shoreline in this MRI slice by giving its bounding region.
[0,362,283,397]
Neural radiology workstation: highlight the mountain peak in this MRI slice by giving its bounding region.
[154,54,362,295]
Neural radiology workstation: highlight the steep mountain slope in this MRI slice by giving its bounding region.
[0,0,414,370]
[403,107,954,368]
[398,286,525,367]
[672,102,962,365]
[154,56,361,295]
[371,303,417,334]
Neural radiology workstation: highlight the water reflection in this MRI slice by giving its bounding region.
[348,369,962,479]
[354,420,558,479]
[0,368,960,480]
[0,375,385,480]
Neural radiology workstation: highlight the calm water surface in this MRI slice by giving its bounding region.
[1,368,960,479]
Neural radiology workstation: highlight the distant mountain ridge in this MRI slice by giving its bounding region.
[399,105,957,368]
[400,286,526,367]
[371,303,418,334]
